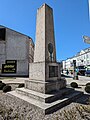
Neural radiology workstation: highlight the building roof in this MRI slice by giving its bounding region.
[62,47,90,61]
[0,25,34,43]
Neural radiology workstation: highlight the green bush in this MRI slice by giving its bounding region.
[70,82,78,88]
[85,85,90,93]
[3,85,12,93]
[0,81,2,83]
[86,83,90,86]
[18,83,24,88]
[0,83,6,90]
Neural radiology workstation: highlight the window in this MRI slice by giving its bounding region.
[0,28,6,41]
[86,54,88,58]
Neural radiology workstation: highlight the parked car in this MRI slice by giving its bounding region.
[77,66,86,76]
[85,70,90,77]
[77,69,86,76]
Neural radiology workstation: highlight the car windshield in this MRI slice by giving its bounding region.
[78,66,85,69]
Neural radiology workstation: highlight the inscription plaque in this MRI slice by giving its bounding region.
[49,66,58,77]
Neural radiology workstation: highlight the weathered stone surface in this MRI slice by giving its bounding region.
[25,78,66,93]
[0,92,89,120]
[29,62,45,81]
[34,3,56,63]
[16,87,74,103]
[29,62,61,81]
[8,89,83,114]
[28,4,63,91]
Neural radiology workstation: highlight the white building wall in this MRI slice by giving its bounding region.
[62,48,90,71]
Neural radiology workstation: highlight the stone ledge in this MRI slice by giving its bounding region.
[8,90,83,114]
[16,87,74,103]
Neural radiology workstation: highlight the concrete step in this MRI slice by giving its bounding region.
[16,87,74,103]
[45,90,83,114]
[8,89,83,114]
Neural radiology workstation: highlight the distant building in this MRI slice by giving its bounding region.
[0,25,34,76]
[62,47,90,71]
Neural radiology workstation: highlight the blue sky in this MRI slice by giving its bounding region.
[0,0,90,61]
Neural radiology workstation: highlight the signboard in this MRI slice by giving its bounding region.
[83,36,90,44]
[49,66,58,77]
[2,60,17,74]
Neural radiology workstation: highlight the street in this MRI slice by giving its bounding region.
[64,75,90,85]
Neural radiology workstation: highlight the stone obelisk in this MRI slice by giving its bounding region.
[34,3,56,63]
[8,4,83,114]
[25,4,66,94]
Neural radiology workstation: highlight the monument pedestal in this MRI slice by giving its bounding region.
[27,61,66,93]
[25,79,66,94]
[8,86,83,114]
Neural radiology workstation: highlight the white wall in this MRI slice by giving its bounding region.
[62,48,90,71]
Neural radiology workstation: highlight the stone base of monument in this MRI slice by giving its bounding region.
[25,78,66,94]
[8,83,83,114]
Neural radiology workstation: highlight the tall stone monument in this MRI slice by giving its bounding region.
[9,3,83,114]
[25,3,66,94]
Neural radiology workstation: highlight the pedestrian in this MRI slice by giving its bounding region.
[66,69,69,75]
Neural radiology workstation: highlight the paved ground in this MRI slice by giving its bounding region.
[0,75,90,85]
[64,75,90,85]
[0,75,90,120]
[62,74,90,94]
[0,75,90,94]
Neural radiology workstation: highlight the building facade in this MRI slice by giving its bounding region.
[62,48,90,71]
[0,25,34,76]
